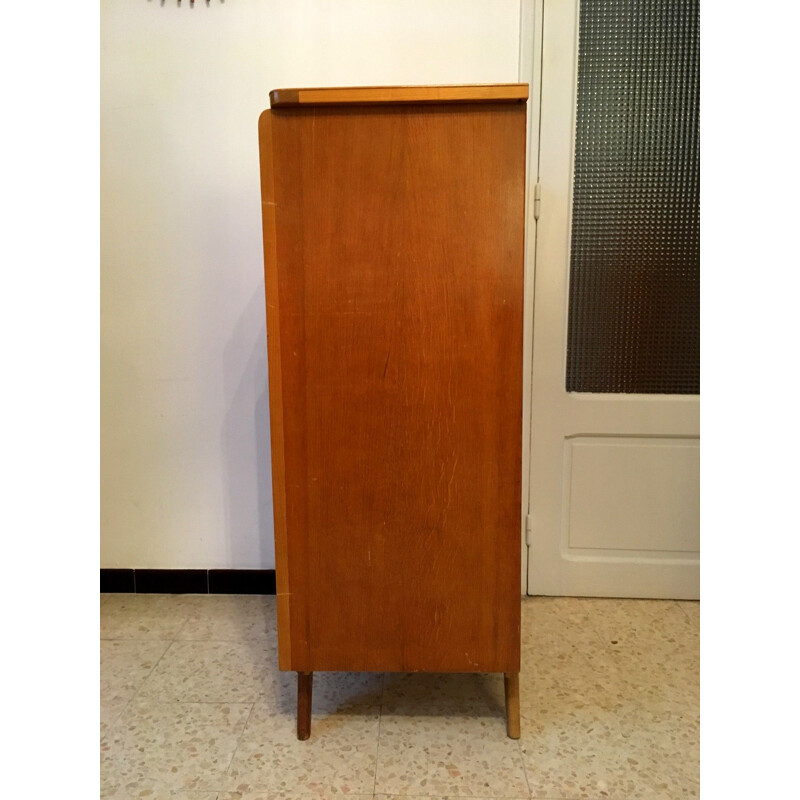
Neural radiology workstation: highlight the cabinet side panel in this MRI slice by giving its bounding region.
[258,111,292,669]
[271,104,525,672]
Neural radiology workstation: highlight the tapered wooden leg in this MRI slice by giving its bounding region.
[297,671,313,740]
[504,672,520,739]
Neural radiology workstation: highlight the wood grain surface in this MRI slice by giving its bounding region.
[270,83,528,107]
[258,111,293,670]
[259,100,526,673]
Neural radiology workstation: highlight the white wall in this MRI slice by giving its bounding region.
[101,0,522,569]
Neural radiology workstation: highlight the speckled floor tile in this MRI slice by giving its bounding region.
[600,648,698,716]
[519,619,608,684]
[593,604,698,713]
[137,640,277,703]
[382,671,506,715]
[520,702,698,799]
[257,669,384,717]
[519,614,621,718]
[224,708,381,795]
[101,594,200,640]
[519,631,697,723]
[101,776,220,799]
[101,704,244,794]
[521,596,610,643]
[115,696,253,733]
[100,639,172,738]
[374,711,529,797]
[520,599,611,688]
[219,794,372,800]
[101,697,251,796]
[521,597,699,712]
[520,600,698,798]
[519,659,625,723]
[176,595,277,641]
[100,593,698,799]
[517,597,698,799]
[579,598,697,653]
[220,671,382,793]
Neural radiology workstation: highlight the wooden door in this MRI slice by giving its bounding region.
[259,87,528,672]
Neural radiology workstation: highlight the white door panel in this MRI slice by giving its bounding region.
[564,437,699,553]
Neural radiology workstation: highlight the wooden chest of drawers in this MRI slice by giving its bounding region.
[258,84,528,739]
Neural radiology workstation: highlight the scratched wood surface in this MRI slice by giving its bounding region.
[259,97,526,672]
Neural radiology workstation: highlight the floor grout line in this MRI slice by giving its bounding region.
[516,717,534,800]
[100,637,175,740]
[674,598,699,622]
[221,698,257,785]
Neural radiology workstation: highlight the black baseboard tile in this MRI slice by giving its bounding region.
[100,569,135,593]
[209,569,276,595]
[100,568,277,595]
[135,569,209,594]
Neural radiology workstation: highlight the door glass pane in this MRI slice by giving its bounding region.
[566,0,699,394]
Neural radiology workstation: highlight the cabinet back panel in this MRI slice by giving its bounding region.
[262,103,525,672]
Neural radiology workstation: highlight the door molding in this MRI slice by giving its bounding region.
[518,0,545,595]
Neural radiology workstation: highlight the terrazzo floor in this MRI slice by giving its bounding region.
[100,594,699,800]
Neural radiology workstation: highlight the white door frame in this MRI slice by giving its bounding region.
[519,0,545,594]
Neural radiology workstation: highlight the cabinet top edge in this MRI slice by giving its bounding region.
[269,84,529,107]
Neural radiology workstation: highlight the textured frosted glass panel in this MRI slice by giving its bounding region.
[566,0,699,394]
